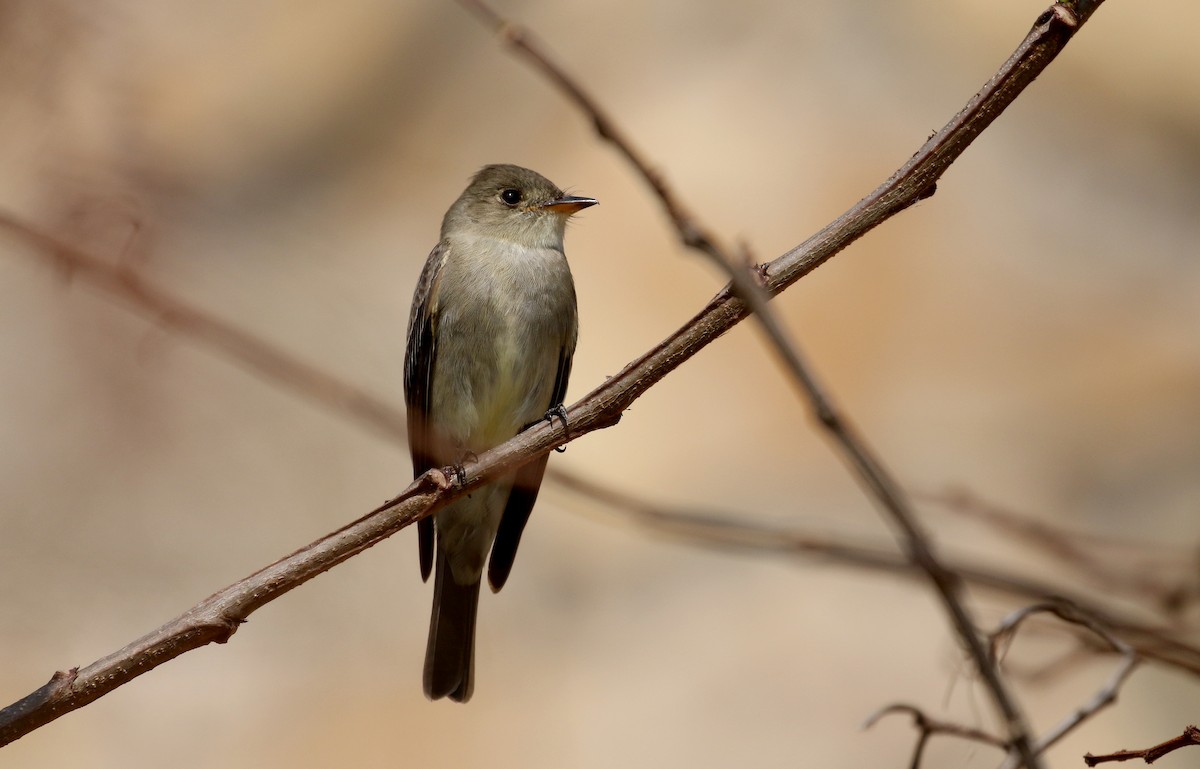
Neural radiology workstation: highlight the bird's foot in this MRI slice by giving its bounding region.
[543,404,571,453]
[446,451,478,488]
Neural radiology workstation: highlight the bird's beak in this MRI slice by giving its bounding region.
[541,195,598,214]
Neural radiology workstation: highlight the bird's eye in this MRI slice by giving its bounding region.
[499,188,522,206]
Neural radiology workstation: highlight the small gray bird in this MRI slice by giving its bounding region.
[404,164,596,702]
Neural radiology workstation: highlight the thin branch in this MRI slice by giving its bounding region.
[1085,725,1200,766]
[864,702,1007,769]
[862,603,1143,769]
[991,603,1140,768]
[0,0,1111,749]
[457,2,1109,766]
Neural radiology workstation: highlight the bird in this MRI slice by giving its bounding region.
[403,164,596,702]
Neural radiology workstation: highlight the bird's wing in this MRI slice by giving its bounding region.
[487,343,574,592]
[404,241,448,583]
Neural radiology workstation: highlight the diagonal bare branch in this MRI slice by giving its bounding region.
[0,0,1112,750]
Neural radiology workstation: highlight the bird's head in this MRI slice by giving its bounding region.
[443,164,597,248]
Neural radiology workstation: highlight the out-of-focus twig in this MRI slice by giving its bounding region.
[991,603,1140,768]
[864,602,1142,769]
[864,703,1007,769]
[1084,725,1200,766]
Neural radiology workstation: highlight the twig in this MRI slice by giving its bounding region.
[1084,725,1200,766]
[864,702,1007,769]
[991,603,1140,768]
[862,602,1142,769]
[457,2,1110,766]
[0,0,1112,749]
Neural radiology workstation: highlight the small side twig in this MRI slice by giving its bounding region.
[864,702,1007,769]
[1084,725,1200,766]
[990,602,1141,769]
[861,601,1142,769]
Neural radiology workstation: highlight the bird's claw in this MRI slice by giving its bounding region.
[446,451,477,488]
[544,404,570,453]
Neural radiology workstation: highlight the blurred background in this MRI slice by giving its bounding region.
[1,0,1198,767]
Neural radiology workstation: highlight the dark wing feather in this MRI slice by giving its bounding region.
[404,242,447,582]
[487,343,574,592]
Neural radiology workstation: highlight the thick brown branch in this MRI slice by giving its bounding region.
[0,0,1111,749]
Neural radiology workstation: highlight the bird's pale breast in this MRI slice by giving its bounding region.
[430,235,577,453]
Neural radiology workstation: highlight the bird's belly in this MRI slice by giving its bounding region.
[468,327,553,444]
[430,296,567,454]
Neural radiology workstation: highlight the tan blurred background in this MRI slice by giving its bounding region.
[2,0,1198,767]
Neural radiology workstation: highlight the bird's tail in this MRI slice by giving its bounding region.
[424,549,481,702]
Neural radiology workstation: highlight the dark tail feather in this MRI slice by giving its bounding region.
[424,550,480,702]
